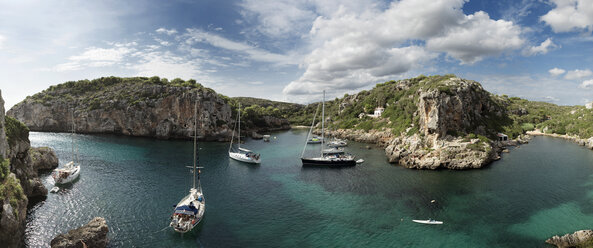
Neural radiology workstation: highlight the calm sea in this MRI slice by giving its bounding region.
[25,130,593,247]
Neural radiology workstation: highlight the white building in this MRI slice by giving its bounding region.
[373,107,384,117]
[586,102,593,109]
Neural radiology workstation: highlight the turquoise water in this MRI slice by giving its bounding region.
[25,130,593,247]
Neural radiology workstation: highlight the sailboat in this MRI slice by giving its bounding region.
[228,103,261,164]
[52,109,81,185]
[170,101,205,233]
[301,91,357,167]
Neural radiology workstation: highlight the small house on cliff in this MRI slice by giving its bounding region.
[497,133,508,141]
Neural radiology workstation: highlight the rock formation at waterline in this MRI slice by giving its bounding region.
[546,229,593,248]
[317,75,514,169]
[8,77,291,141]
[0,89,59,247]
[50,217,109,248]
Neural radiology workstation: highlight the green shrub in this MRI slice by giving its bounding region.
[5,116,29,146]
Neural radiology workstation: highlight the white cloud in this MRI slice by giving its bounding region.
[540,0,593,33]
[0,35,5,48]
[185,28,295,64]
[156,27,178,35]
[131,51,203,80]
[282,0,525,95]
[426,11,524,64]
[580,79,593,89]
[549,67,566,76]
[565,69,593,80]
[522,38,558,56]
[248,81,264,85]
[69,46,134,62]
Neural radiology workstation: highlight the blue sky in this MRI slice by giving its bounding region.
[1,0,592,108]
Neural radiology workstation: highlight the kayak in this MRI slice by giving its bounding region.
[412,219,443,225]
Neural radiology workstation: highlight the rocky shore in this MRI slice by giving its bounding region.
[323,128,529,170]
[527,130,593,150]
[546,229,593,248]
[51,217,109,248]
[0,90,59,247]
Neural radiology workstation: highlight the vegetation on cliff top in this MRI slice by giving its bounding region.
[4,116,29,146]
[505,96,593,138]
[25,76,219,110]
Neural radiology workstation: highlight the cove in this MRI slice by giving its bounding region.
[25,130,593,247]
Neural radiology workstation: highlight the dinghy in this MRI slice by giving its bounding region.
[412,219,443,225]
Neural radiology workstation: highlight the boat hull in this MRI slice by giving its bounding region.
[53,165,81,185]
[412,219,443,225]
[229,152,261,164]
[301,158,356,167]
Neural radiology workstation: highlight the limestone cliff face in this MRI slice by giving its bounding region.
[417,78,504,139]
[8,81,233,141]
[324,76,512,170]
[0,90,59,247]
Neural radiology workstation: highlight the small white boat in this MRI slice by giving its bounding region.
[229,103,261,164]
[50,186,60,193]
[412,219,443,225]
[229,147,261,164]
[263,135,270,142]
[307,136,323,144]
[52,161,80,185]
[52,109,81,185]
[327,139,347,147]
[356,159,364,164]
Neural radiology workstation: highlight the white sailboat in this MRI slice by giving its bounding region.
[228,103,261,164]
[52,109,81,185]
[301,91,357,167]
[170,101,205,233]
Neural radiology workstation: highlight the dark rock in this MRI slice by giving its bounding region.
[30,147,59,172]
[51,217,109,248]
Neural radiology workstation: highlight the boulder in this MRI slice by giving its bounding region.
[546,230,593,248]
[51,217,109,248]
[30,147,59,171]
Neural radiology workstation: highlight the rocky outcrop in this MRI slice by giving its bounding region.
[30,147,59,171]
[546,229,593,248]
[5,117,47,198]
[417,78,505,140]
[0,90,59,247]
[50,217,109,248]
[0,90,28,248]
[9,83,233,141]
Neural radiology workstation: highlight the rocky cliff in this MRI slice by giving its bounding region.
[0,90,59,247]
[8,77,292,141]
[313,75,514,169]
[9,77,233,141]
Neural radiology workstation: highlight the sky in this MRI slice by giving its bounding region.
[1,0,592,109]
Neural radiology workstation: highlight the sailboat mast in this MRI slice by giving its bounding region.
[193,101,197,189]
[321,90,325,157]
[238,102,241,149]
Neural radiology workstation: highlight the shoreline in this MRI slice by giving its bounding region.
[526,130,593,150]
